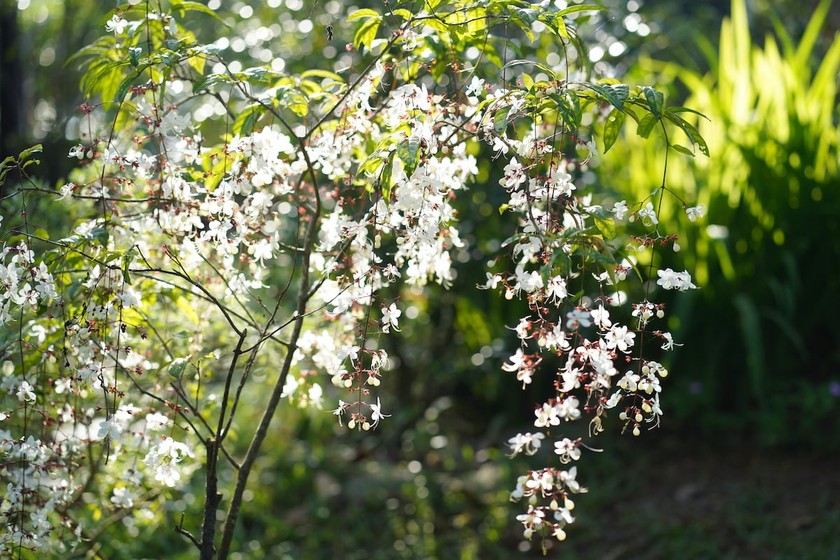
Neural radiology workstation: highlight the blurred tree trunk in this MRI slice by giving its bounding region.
[1,0,24,159]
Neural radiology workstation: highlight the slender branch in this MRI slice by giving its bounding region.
[216,153,322,560]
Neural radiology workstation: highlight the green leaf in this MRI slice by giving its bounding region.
[397,137,421,177]
[88,226,110,247]
[671,143,695,157]
[168,357,190,379]
[171,1,228,26]
[21,159,40,171]
[520,73,534,90]
[115,72,140,104]
[121,249,135,285]
[357,153,384,176]
[637,113,658,138]
[558,5,608,16]
[493,105,512,133]
[128,46,142,67]
[354,17,381,49]
[380,151,395,199]
[602,109,626,153]
[665,112,709,156]
[513,7,538,25]
[392,8,412,20]
[277,88,309,117]
[193,72,235,93]
[421,17,450,33]
[552,14,569,39]
[348,8,380,22]
[300,69,345,83]
[501,59,555,78]
[233,104,263,135]
[582,82,629,110]
[641,86,664,119]
[32,228,49,240]
[553,90,581,129]
[669,106,711,120]
[0,158,14,185]
[238,67,280,84]
[18,144,43,160]
[593,216,617,240]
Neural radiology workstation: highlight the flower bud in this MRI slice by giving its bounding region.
[632,425,641,436]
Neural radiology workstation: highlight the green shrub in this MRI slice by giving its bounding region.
[600,0,840,447]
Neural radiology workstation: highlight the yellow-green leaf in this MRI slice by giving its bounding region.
[354,17,381,49]
[603,109,626,153]
[593,216,617,240]
[348,8,380,22]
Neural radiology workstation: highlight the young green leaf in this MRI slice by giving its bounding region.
[603,109,626,153]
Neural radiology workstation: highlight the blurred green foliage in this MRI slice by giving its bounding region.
[601,0,840,447]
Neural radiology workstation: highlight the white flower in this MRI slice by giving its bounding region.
[516,506,545,540]
[592,271,613,285]
[465,76,485,97]
[54,377,72,394]
[565,309,591,330]
[368,397,391,429]
[492,136,509,156]
[68,145,85,159]
[57,182,75,200]
[507,432,545,457]
[337,344,360,364]
[16,381,35,403]
[605,325,636,352]
[381,303,401,333]
[637,202,658,226]
[502,349,536,387]
[604,391,622,409]
[590,306,612,329]
[656,268,697,291]
[105,14,128,35]
[559,466,586,493]
[660,332,682,351]
[612,200,628,220]
[554,438,581,463]
[332,399,348,426]
[556,396,581,421]
[144,438,194,487]
[545,275,567,303]
[686,205,706,222]
[514,318,531,340]
[144,412,171,432]
[618,371,640,392]
[97,419,121,440]
[111,487,135,508]
[480,272,502,290]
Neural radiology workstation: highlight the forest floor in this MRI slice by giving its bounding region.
[546,434,840,560]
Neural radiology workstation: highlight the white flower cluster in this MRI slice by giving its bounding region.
[0,242,57,325]
[486,86,698,543]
